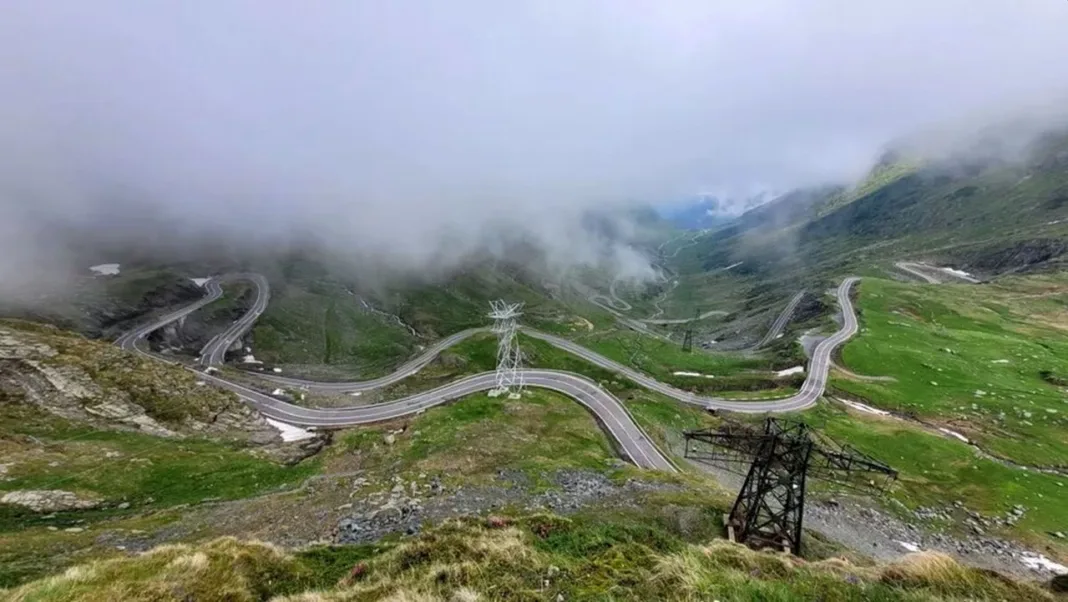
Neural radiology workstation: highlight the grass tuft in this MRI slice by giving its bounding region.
[2,518,1055,602]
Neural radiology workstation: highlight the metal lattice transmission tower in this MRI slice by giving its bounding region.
[681,306,699,353]
[488,300,524,398]
[684,418,897,555]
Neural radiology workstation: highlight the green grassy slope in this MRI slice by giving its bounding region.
[808,404,1068,552]
[2,523,1054,602]
[252,280,417,376]
[824,275,1068,550]
[675,129,1068,292]
[0,321,319,586]
[252,259,608,377]
[837,276,1068,466]
[817,156,923,216]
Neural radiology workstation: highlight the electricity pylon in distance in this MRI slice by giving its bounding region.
[681,307,699,353]
[488,300,524,399]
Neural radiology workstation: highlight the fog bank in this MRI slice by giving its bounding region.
[2,1,1067,297]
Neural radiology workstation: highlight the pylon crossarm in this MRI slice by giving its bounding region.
[685,417,895,557]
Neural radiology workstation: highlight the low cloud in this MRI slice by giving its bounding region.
[2,1,1068,298]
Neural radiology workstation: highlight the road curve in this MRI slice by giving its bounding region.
[195,368,676,472]
[895,261,979,284]
[114,280,676,471]
[639,308,730,326]
[522,277,856,413]
[260,287,812,393]
[261,328,488,392]
[115,273,861,469]
[894,262,941,284]
[200,273,271,366]
[115,279,225,353]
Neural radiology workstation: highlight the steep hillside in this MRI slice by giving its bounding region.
[680,128,1068,285]
[816,153,922,216]
[251,256,610,379]
[0,320,324,584]
[0,319,323,505]
[0,266,208,339]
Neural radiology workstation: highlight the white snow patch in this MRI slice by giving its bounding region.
[776,366,804,377]
[190,277,211,287]
[838,398,891,416]
[272,367,283,373]
[89,263,120,276]
[896,541,921,553]
[940,267,970,278]
[937,428,970,444]
[939,267,978,281]
[264,418,316,442]
[1020,554,1068,575]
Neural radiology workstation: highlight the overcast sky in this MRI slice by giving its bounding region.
[2,1,1067,288]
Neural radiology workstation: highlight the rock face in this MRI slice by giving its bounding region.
[1,490,101,512]
[964,238,1068,273]
[0,321,325,464]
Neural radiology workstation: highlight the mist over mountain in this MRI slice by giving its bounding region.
[661,190,784,231]
[2,1,1068,301]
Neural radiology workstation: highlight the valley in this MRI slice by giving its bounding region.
[3,7,1068,597]
[4,210,1068,598]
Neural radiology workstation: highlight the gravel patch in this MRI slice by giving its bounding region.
[335,469,678,544]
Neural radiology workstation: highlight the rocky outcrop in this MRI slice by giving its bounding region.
[962,238,1068,273]
[0,320,325,463]
[1,489,101,512]
[0,352,180,438]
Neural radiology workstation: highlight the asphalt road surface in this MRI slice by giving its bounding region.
[894,262,942,284]
[895,261,981,284]
[261,285,814,392]
[524,278,857,414]
[197,368,676,472]
[199,273,271,366]
[115,273,861,471]
[115,279,224,354]
[752,290,807,349]
[114,280,676,471]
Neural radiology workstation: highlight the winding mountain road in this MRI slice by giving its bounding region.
[752,290,807,349]
[895,262,942,284]
[199,273,271,366]
[895,261,979,284]
[116,274,861,472]
[114,279,225,352]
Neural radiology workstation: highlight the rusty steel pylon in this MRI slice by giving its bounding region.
[684,418,897,555]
